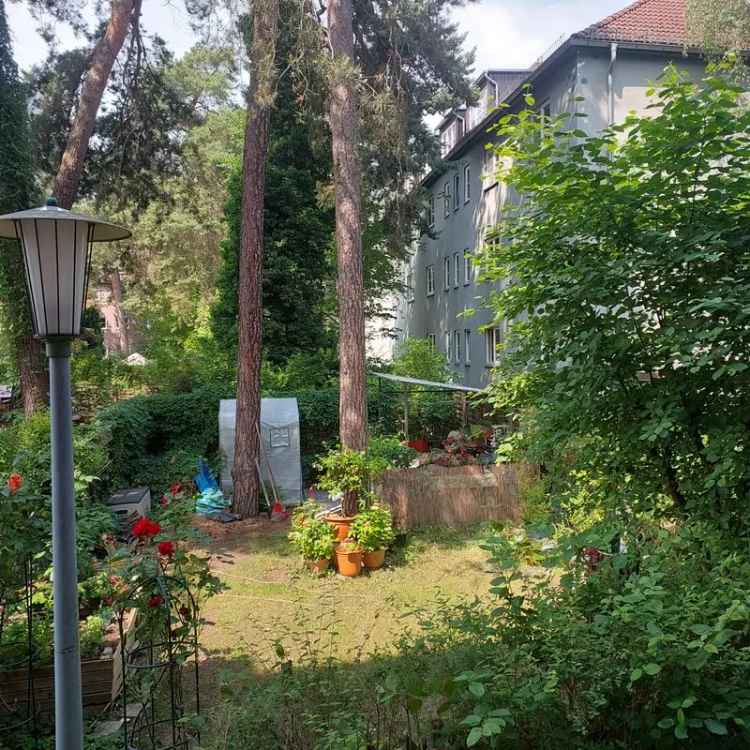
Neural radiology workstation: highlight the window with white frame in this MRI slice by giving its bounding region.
[453,252,460,287]
[463,164,471,202]
[444,256,450,290]
[464,329,471,364]
[445,331,452,363]
[428,197,435,227]
[453,173,460,211]
[453,330,461,363]
[485,325,505,366]
[426,265,435,296]
[427,333,436,349]
[443,180,451,217]
[463,250,472,285]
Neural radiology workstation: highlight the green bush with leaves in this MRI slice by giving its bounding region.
[288,517,336,561]
[367,435,417,469]
[314,447,388,507]
[350,504,395,552]
[483,65,750,530]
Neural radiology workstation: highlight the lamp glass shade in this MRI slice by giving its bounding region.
[16,218,92,338]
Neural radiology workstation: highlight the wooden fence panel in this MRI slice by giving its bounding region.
[376,463,534,529]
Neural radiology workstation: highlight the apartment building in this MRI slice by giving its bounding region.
[393,0,705,387]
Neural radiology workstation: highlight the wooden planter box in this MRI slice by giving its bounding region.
[0,609,137,721]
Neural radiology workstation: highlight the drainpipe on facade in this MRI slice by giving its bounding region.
[608,42,618,126]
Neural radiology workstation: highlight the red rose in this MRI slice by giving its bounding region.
[158,541,175,558]
[132,517,161,539]
[147,595,163,609]
[7,473,23,494]
[170,482,182,497]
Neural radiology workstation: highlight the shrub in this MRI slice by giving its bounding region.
[314,447,388,509]
[288,517,336,561]
[350,504,395,552]
[367,435,417,469]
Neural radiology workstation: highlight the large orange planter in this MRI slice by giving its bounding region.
[326,514,356,542]
[335,547,362,577]
[363,549,386,570]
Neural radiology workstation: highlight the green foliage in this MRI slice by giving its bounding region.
[389,337,461,440]
[484,68,750,529]
[314,448,388,505]
[366,434,417,469]
[350,504,395,552]
[95,385,231,495]
[288,517,336,561]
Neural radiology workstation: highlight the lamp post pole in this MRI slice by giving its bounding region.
[0,199,130,750]
[47,337,84,750]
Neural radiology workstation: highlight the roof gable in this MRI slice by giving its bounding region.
[577,0,686,46]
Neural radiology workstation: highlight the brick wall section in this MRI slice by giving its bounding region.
[375,463,536,529]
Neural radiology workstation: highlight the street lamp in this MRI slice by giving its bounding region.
[0,198,130,750]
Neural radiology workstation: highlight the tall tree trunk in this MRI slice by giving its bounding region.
[109,269,130,355]
[231,0,280,519]
[53,0,136,209]
[329,0,367,515]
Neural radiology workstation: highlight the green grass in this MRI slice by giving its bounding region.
[199,523,495,671]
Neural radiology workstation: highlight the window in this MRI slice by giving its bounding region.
[485,325,505,366]
[426,265,435,296]
[453,252,460,287]
[453,173,460,211]
[463,250,472,285]
[445,331,452,363]
[463,164,471,203]
[427,333,436,349]
[464,329,471,364]
[453,330,461,363]
[444,256,450,291]
[443,180,451,217]
[428,197,435,227]
[483,147,497,185]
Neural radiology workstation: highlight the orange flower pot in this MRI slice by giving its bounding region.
[306,558,330,575]
[363,549,386,570]
[335,547,362,577]
[326,514,356,542]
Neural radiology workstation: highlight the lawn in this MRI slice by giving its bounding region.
[198,519,496,672]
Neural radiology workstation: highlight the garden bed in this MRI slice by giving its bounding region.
[376,463,535,529]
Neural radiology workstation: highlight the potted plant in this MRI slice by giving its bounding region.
[350,504,395,570]
[288,517,336,574]
[315,448,388,538]
[335,538,363,577]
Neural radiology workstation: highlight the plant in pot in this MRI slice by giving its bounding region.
[315,448,388,539]
[335,538,363,577]
[288,517,336,574]
[350,504,395,570]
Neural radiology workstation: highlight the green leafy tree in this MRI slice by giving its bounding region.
[484,67,750,528]
[0,0,45,414]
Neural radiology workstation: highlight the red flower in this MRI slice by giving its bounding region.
[170,482,182,497]
[158,541,176,558]
[147,595,163,609]
[160,495,170,507]
[7,473,23,494]
[132,517,161,539]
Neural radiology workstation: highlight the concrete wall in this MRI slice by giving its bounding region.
[394,45,705,388]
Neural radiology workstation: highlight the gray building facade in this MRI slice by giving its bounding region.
[392,0,704,388]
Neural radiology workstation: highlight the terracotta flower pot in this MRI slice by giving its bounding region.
[363,549,386,570]
[335,547,362,577]
[326,513,357,542]
[306,558,330,575]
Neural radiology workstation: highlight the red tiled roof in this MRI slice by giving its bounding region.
[577,0,686,46]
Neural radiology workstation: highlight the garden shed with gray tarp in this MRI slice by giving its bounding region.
[219,398,303,504]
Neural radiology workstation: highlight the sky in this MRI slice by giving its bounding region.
[7,0,631,75]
